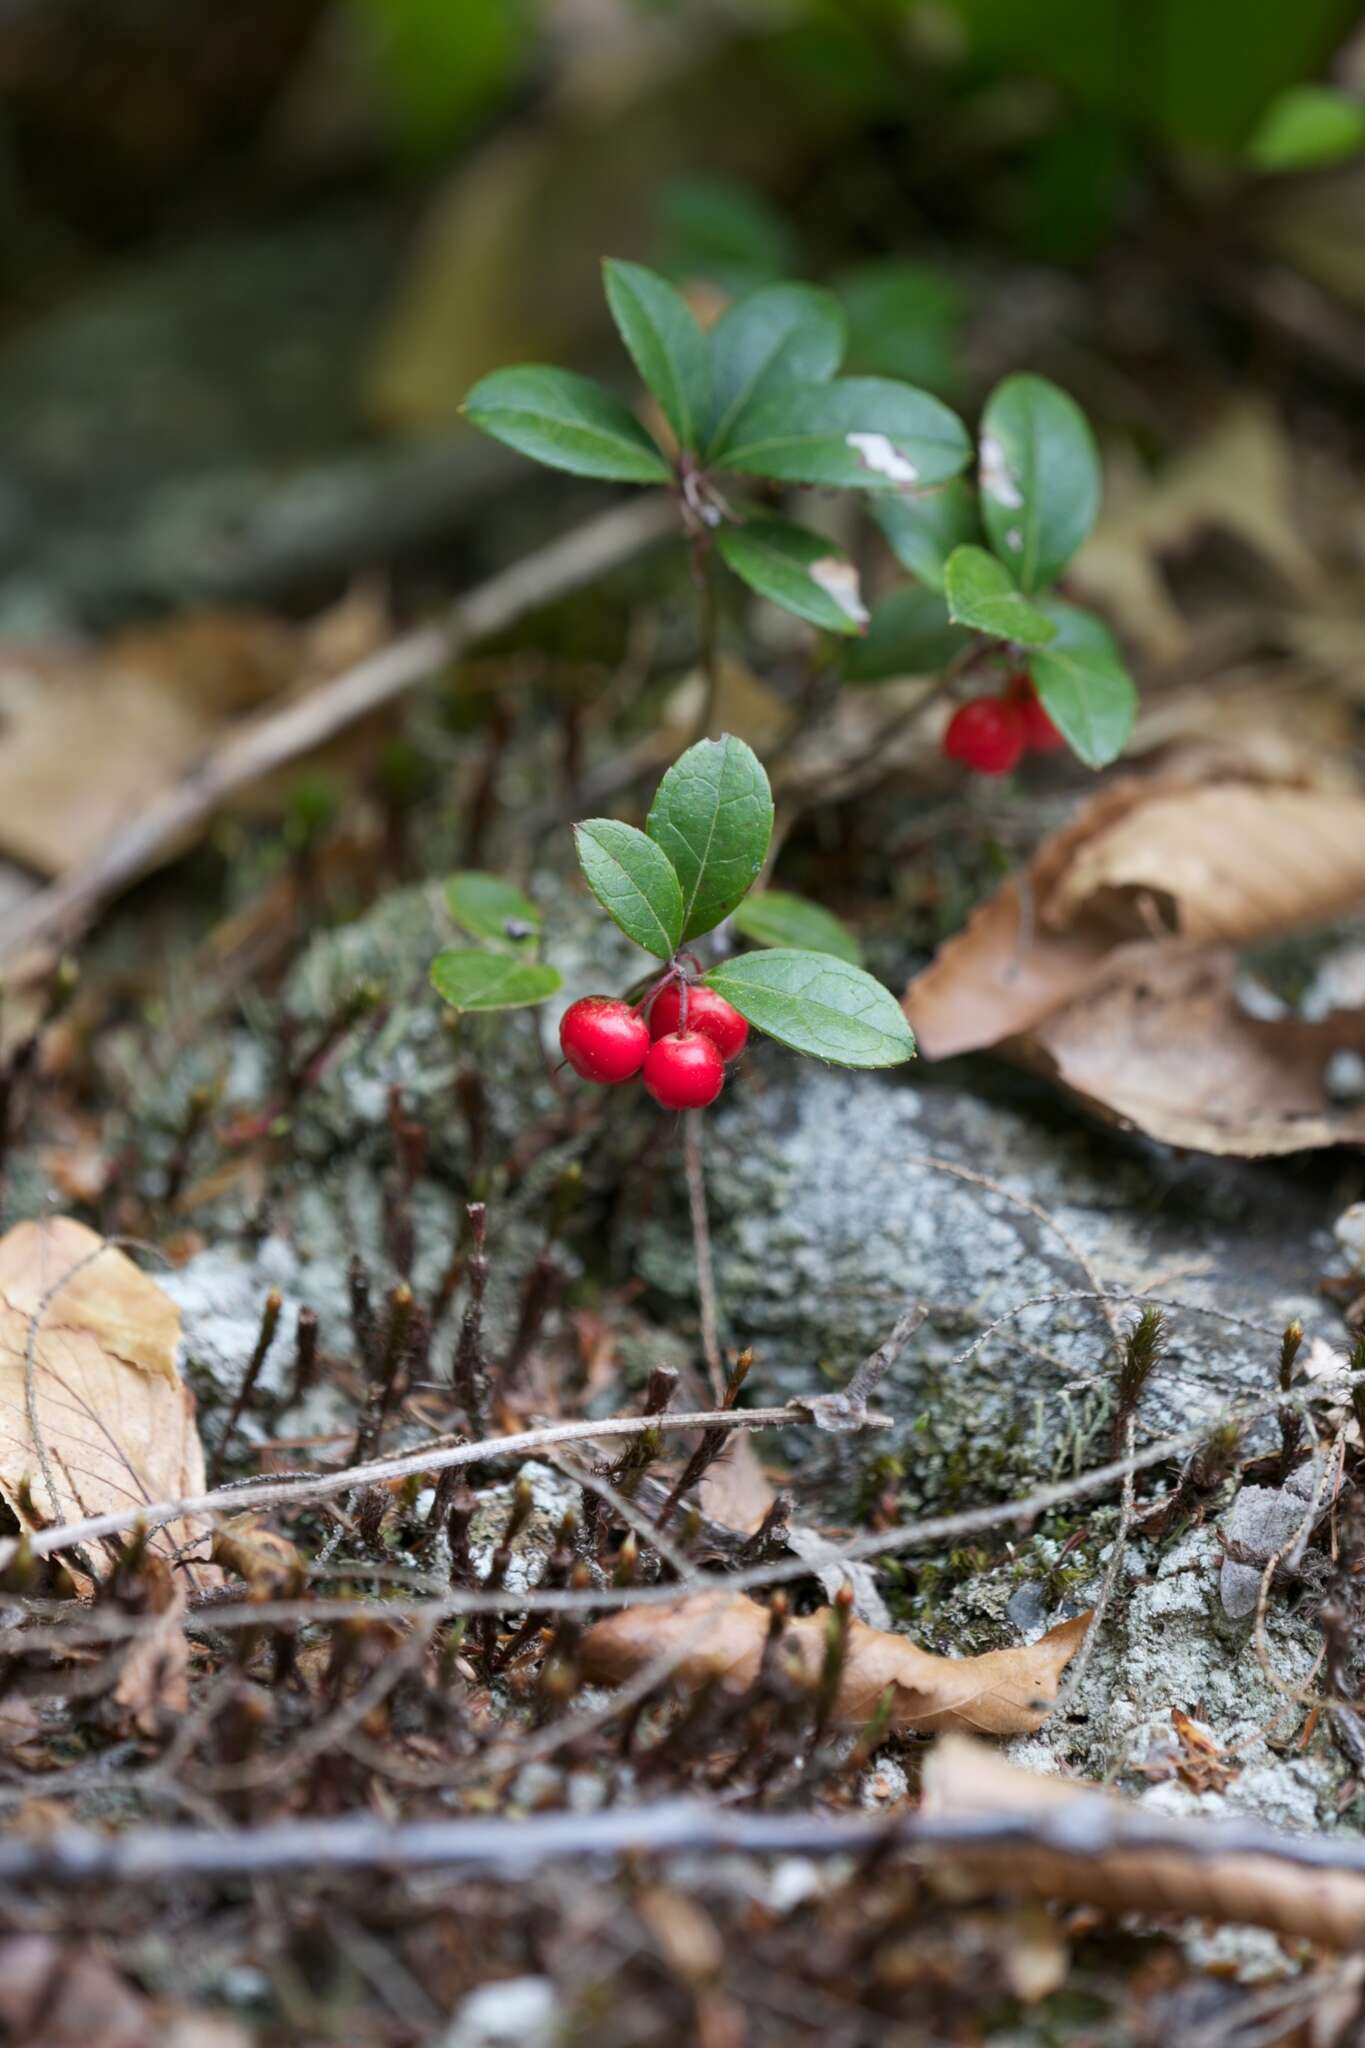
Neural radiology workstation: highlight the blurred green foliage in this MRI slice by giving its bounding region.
[348,0,541,158]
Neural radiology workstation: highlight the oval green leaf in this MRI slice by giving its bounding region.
[703,950,915,1068]
[462,365,670,483]
[731,890,862,964]
[445,871,542,952]
[646,735,773,943]
[603,258,710,453]
[873,479,980,592]
[1247,85,1365,173]
[705,283,846,456]
[716,517,867,636]
[843,586,971,683]
[431,949,562,1012]
[574,818,684,961]
[979,373,1101,592]
[1026,601,1137,769]
[944,545,1056,646]
[714,377,972,491]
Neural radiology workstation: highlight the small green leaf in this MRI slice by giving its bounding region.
[1027,602,1137,769]
[573,819,684,961]
[706,284,845,455]
[944,545,1056,646]
[732,890,862,964]
[873,480,979,591]
[714,377,971,491]
[646,735,773,943]
[843,586,971,682]
[431,949,562,1012]
[603,258,710,452]
[1247,85,1365,172]
[445,871,542,952]
[716,518,866,635]
[979,374,1101,591]
[703,950,915,1068]
[463,365,670,482]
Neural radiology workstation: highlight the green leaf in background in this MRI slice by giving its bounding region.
[445,872,542,952]
[836,259,967,397]
[732,891,862,964]
[463,366,670,482]
[1247,84,1365,170]
[716,518,867,635]
[714,377,972,490]
[1026,601,1137,768]
[646,735,774,942]
[573,819,684,960]
[843,586,971,682]
[351,0,539,159]
[431,950,562,1012]
[706,284,846,455]
[978,374,1101,591]
[944,545,1057,645]
[873,480,980,592]
[658,175,797,299]
[603,258,711,451]
[703,950,915,1067]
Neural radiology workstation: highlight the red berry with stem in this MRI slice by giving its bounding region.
[647,983,749,1062]
[642,1031,725,1110]
[559,997,650,1084]
[1007,671,1065,754]
[942,695,1026,776]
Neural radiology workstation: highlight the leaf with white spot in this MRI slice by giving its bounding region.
[979,375,1101,591]
[714,379,971,491]
[716,518,867,635]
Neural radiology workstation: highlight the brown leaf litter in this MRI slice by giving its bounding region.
[0,1216,214,1584]
[903,766,1365,1155]
[579,1592,1090,1737]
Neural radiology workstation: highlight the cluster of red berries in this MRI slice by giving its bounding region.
[558,983,748,1110]
[942,672,1063,776]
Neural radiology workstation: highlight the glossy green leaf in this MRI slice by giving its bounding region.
[944,545,1056,646]
[703,950,915,1068]
[646,735,773,943]
[445,871,541,952]
[843,586,971,682]
[430,949,562,1012]
[873,480,980,591]
[706,284,846,455]
[1026,601,1137,769]
[732,890,862,964]
[714,377,972,491]
[1247,84,1365,171]
[603,258,710,452]
[979,373,1101,591]
[573,819,684,961]
[463,365,670,482]
[716,518,866,635]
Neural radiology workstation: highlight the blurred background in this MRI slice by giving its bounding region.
[0,0,1360,642]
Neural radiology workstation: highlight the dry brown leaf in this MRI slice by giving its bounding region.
[110,1553,189,1736]
[579,1592,1090,1737]
[923,1733,1365,1948]
[697,1435,776,1536]
[1021,944,1365,1156]
[0,1217,213,1582]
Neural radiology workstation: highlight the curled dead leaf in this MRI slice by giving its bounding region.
[924,1733,1365,1948]
[579,1592,1090,1737]
[0,1218,214,1585]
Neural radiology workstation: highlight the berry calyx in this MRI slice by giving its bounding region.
[942,695,1026,776]
[642,1031,725,1110]
[1007,671,1065,754]
[559,997,650,1084]
[647,983,749,1063]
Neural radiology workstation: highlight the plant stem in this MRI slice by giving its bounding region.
[692,540,721,745]
[684,1108,723,1401]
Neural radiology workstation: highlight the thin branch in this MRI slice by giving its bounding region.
[684,1108,724,1400]
[0,494,677,961]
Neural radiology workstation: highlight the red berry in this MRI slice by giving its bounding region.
[647,983,749,1063]
[942,695,1026,776]
[559,997,650,1084]
[642,1031,725,1111]
[1007,673,1065,754]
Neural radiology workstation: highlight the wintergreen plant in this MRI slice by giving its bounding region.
[462,258,1137,769]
